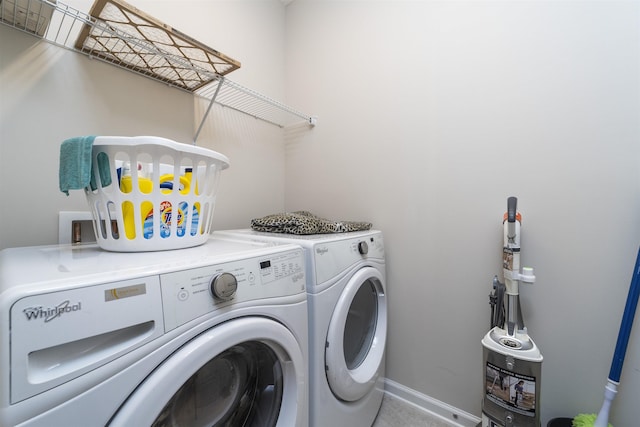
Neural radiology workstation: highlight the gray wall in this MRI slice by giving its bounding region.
[2,1,640,426]
[283,1,640,425]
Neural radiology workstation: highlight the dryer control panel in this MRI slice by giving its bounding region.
[313,232,385,285]
[160,248,305,331]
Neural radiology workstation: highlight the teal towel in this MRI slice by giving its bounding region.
[59,136,111,195]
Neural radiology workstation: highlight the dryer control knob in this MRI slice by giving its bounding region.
[211,273,238,300]
[358,241,369,255]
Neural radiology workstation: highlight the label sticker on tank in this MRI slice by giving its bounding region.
[485,362,536,417]
[502,248,514,271]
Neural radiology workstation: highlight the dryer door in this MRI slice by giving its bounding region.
[109,317,305,427]
[325,266,387,402]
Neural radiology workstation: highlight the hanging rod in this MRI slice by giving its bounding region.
[1,0,316,137]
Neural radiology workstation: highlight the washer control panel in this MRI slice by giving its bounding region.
[160,248,305,331]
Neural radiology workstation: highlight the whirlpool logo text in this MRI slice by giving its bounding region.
[315,247,329,255]
[23,300,82,322]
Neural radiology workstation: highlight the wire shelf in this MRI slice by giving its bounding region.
[197,78,317,129]
[0,0,316,133]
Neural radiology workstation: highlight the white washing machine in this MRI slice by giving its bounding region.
[214,229,387,427]
[0,237,308,427]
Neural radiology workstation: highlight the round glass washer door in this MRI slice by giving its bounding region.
[325,266,387,402]
[110,317,305,427]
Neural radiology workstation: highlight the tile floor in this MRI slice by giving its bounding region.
[372,394,459,427]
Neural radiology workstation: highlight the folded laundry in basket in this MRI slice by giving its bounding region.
[59,136,111,195]
[251,211,372,235]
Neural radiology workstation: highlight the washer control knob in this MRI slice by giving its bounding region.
[211,273,238,300]
[357,241,369,255]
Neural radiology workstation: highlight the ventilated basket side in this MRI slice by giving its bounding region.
[83,136,229,252]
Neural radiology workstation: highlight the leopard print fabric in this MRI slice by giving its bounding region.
[251,211,372,235]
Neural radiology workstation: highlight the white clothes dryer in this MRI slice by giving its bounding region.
[214,229,387,427]
[0,238,308,427]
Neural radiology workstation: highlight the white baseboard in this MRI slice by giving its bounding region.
[383,378,481,427]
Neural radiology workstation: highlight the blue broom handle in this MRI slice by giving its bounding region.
[609,247,640,382]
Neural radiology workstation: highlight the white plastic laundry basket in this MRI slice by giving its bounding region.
[84,136,229,252]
